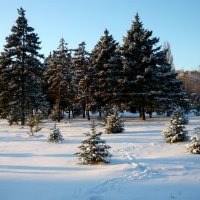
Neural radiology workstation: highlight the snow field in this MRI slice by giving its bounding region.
[0,115,200,200]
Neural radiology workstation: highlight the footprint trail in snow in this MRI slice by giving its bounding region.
[86,146,158,200]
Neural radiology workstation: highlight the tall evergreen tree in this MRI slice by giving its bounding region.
[120,13,162,119]
[0,7,47,125]
[71,42,93,120]
[91,29,123,114]
[120,13,187,119]
[44,38,73,122]
[150,65,189,115]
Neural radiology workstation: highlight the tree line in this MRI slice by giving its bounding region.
[0,7,188,125]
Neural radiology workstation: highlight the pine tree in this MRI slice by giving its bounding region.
[105,107,124,134]
[44,38,73,122]
[71,42,93,120]
[162,107,188,143]
[76,121,112,164]
[185,127,200,154]
[48,124,64,143]
[0,7,47,125]
[91,29,122,114]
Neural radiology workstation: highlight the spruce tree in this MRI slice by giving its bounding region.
[0,7,47,125]
[44,38,73,122]
[120,13,188,119]
[162,107,188,143]
[48,124,64,143]
[76,121,112,164]
[105,107,124,134]
[26,114,42,136]
[152,42,189,115]
[185,127,200,154]
[71,42,93,120]
[120,13,163,120]
[91,29,122,114]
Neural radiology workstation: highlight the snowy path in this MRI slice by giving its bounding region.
[85,145,158,200]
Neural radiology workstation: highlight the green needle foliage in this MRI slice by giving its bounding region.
[48,124,64,143]
[185,127,200,154]
[76,121,112,164]
[163,107,188,143]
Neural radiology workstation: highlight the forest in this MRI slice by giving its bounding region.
[0,7,190,125]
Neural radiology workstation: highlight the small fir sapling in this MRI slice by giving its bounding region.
[26,114,42,136]
[185,127,200,154]
[162,107,188,143]
[48,103,64,121]
[7,114,19,125]
[48,124,64,143]
[105,107,124,134]
[76,121,112,164]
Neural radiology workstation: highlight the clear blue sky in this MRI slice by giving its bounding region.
[0,0,200,71]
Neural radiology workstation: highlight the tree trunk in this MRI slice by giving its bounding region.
[57,100,61,123]
[139,107,142,118]
[82,103,86,118]
[68,108,71,119]
[57,88,61,122]
[21,85,25,125]
[21,41,25,126]
[87,110,90,120]
[141,106,145,120]
[72,109,75,118]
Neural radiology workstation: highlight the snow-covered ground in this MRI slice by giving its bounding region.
[0,114,200,200]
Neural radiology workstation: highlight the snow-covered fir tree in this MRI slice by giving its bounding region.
[76,121,112,164]
[162,107,188,143]
[120,13,162,120]
[146,65,189,116]
[185,127,200,154]
[120,13,188,120]
[48,124,64,143]
[191,93,200,115]
[44,38,74,122]
[0,7,47,125]
[105,107,124,134]
[90,29,123,114]
[102,105,114,124]
[71,42,94,120]
[26,114,42,136]
[185,135,200,154]
[48,100,64,121]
